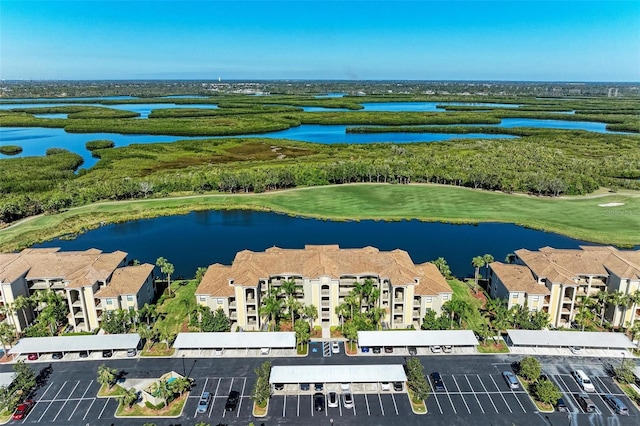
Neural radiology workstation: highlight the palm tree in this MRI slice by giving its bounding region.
[259,294,283,327]
[594,289,610,327]
[303,304,318,329]
[280,278,299,319]
[97,364,117,389]
[118,388,139,408]
[471,256,485,291]
[0,322,15,355]
[194,267,208,284]
[609,290,628,328]
[627,289,640,327]
[156,379,172,407]
[431,257,451,278]
[156,257,175,295]
[575,302,594,332]
[482,254,494,280]
[169,376,192,396]
[13,295,33,329]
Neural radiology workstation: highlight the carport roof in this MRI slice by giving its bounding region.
[506,330,635,349]
[9,333,140,355]
[0,372,16,388]
[173,332,296,349]
[270,364,406,384]
[357,330,479,347]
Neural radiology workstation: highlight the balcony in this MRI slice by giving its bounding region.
[229,301,236,309]
[247,309,257,316]
[394,298,404,304]
[94,301,102,309]
[321,289,330,297]
[413,299,420,307]
[74,311,84,318]
[246,298,256,304]
[393,308,403,314]
[71,300,82,307]
[321,300,330,308]
[230,312,237,320]
[562,297,572,304]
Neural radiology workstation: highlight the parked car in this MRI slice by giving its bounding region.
[331,341,340,354]
[577,394,596,413]
[314,392,325,411]
[102,349,113,358]
[300,383,310,391]
[274,383,284,391]
[197,391,211,414]
[327,391,339,407]
[214,348,224,356]
[314,383,323,392]
[380,382,391,391]
[443,345,453,353]
[431,345,442,353]
[360,346,370,353]
[431,372,445,392]
[372,346,381,354]
[342,392,354,409]
[27,353,38,361]
[260,347,270,355]
[603,394,628,415]
[225,390,240,411]
[569,346,583,355]
[384,346,394,354]
[12,400,33,420]
[555,397,569,412]
[340,383,350,391]
[572,370,595,392]
[502,371,520,389]
[408,346,417,355]
[78,350,89,358]
[126,348,137,357]
[51,352,63,360]
[393,381,404,391]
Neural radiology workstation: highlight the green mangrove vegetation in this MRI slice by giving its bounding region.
[85,140,115,151]
[0,145,22,155]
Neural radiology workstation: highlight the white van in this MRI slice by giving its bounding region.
[572,370,595,392]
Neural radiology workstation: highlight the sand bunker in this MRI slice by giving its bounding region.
[598,202,625,207]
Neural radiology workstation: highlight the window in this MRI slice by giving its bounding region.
[217,298,224,304]
[532,296,539,301]
[127,295,133,301]
[106,299,113,305]
[199,296,206,301]
[442,295,449,300]
[512,293,519,298]
[424,297,432,302]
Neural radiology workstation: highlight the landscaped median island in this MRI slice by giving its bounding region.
[405,357,430,414]
[515,356,562,412]
[251,361,272,417]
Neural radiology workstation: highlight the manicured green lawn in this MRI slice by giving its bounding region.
[448,279,486,331]
[97,384,125,398]
[477,341,510,353]
[1,184,639,252]
[116,393,188,417]
[154,280,197,337]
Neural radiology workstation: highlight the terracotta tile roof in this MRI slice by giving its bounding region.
[0,248,127,288]
[195,245,451,296]
[414,263,453,295]
[515,246,640,284]
[95,264,154,298]
[489,262,550,295]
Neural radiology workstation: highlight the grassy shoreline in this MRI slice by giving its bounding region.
[0,184,638,252]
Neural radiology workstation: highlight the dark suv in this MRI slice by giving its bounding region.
[225,390,240,411]
[102,349,113,358]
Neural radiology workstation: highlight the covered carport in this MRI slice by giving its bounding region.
[173,331,296,357]
[270,364,407,394]
[357,330,479,355]
[0,372,16,389]
[9,333,141,361]
[506,329,635,357]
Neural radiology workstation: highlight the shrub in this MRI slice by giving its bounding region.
[86,140,115,151]
[0,145,22,155]
[46,147,70,155]
[519,356,541,382]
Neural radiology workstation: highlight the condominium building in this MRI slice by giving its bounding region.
[489,246,640,328]
[195,245,453,331]
[0,248,155,332]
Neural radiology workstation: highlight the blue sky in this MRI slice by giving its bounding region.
[1,1,639,81]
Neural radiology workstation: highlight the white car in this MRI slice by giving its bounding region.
[331,341,340,354]
[380,382,391,391]
[214,348,224,356]
[340,382,350,391]
[431,345,442,353]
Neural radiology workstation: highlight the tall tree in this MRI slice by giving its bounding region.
[471,256,485,290]
[609,290,628,327]
[194,267,208,284]
[626,289,640,327]
[118,388,139,408]
[0,323,15,356]
[13,296,33,330]
[430,257,451,279]
[482,254,494,280]
[303,304,318,330]
[97,364,117,389]
[594,289,610,327]
[156,257,175,295]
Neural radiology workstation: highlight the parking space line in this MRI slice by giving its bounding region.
[221,377,235,418]
[52,381,68,400]
[489,375,512,413]
[378,393,385,416]
[555,374,572,392]
[209,378,221,417]
[53,380,80,421]
[38,382,55,401]
[476,375,498,413]
[82,398,96,420]
[339,395,343,416]
[466,375,484,414]
[364,393,370,415]
[597,394,616,415]
[352,392,357,416]
[442,377,457,414]
[282,394,286,417]
[433,392,443,414]
[194,377,209,417]
[297,393,300,417]
[236,377,246,418]
[310,392,314,417]
[593,376,612,393]
[390,392,398,415]
[510,388,527,413]
[69,380,93,421]
[452,376,470,414]
[97,398,110,419]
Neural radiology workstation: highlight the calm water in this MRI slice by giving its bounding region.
[301,101,520,112]
[35,210,597,279]
[0,102,219,119]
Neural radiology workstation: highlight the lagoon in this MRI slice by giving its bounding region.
[34,210,596,280]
